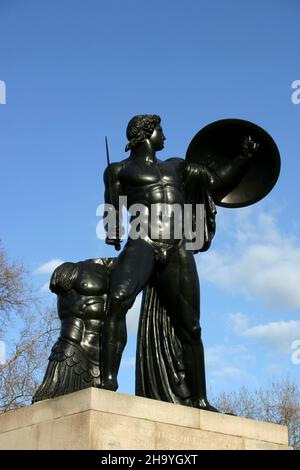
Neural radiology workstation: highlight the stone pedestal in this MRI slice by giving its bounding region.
[0,388,291,450]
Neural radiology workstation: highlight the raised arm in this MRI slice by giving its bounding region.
[183,136,259,201]
[209,136,259,199]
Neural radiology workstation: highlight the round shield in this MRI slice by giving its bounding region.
[185,119,281,208]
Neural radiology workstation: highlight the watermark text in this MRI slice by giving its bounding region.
[291,339,300,365]
[0,80,6,104]
[291,80,300,104]
[96,198,205,251]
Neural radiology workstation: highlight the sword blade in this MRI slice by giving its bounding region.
[105,136,110,167]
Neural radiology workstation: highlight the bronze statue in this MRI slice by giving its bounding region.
[101,114,280,410]
[32,258,115,402]
[33,115,280,411]
[134,117,280,408]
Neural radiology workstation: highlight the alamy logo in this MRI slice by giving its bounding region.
[291,80,300,105]
[96,198,205,251]
[0,80,6,104]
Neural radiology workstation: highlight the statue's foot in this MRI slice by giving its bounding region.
[182,397,193,407]
[99,377,118,391]
[192,398,219,412]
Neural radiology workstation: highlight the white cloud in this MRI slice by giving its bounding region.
[198,209,300,309]
[206,344,253,367]
[263,362,287,376]
[230,313,300,354]
[40,282,51,293]
[34,259,64,275]
[211,366,247,380]
[229,312,250,335]
[205,344,255,385]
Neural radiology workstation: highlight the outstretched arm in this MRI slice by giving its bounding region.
[183,136,259,201]
[209,136,259,199]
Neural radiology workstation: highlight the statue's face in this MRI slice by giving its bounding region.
[149,124,166,151]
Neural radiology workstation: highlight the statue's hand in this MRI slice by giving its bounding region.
[241,136,259,159]
[105,237,122,251]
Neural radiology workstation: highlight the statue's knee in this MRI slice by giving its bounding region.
[110,289,134,310]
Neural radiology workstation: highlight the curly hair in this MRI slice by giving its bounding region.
[125,114,161,152]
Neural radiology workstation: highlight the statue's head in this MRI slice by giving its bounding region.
[125,114,162,152]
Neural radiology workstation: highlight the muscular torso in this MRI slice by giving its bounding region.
[57,264,110,360]
[119,157,184,206]
[117,157,185,242]
[57,265,109,321]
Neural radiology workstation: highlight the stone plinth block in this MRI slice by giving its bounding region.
[0,388,292,450]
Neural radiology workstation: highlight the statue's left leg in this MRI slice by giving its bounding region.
[156,246,218,411]
[101,238,156,391]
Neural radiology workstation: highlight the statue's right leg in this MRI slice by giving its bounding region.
[101,238,156,391]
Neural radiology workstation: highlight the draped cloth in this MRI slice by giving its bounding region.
[136,284,190,404]
[183,162,217,253]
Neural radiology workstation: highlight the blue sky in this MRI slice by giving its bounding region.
[1,0,300,399]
